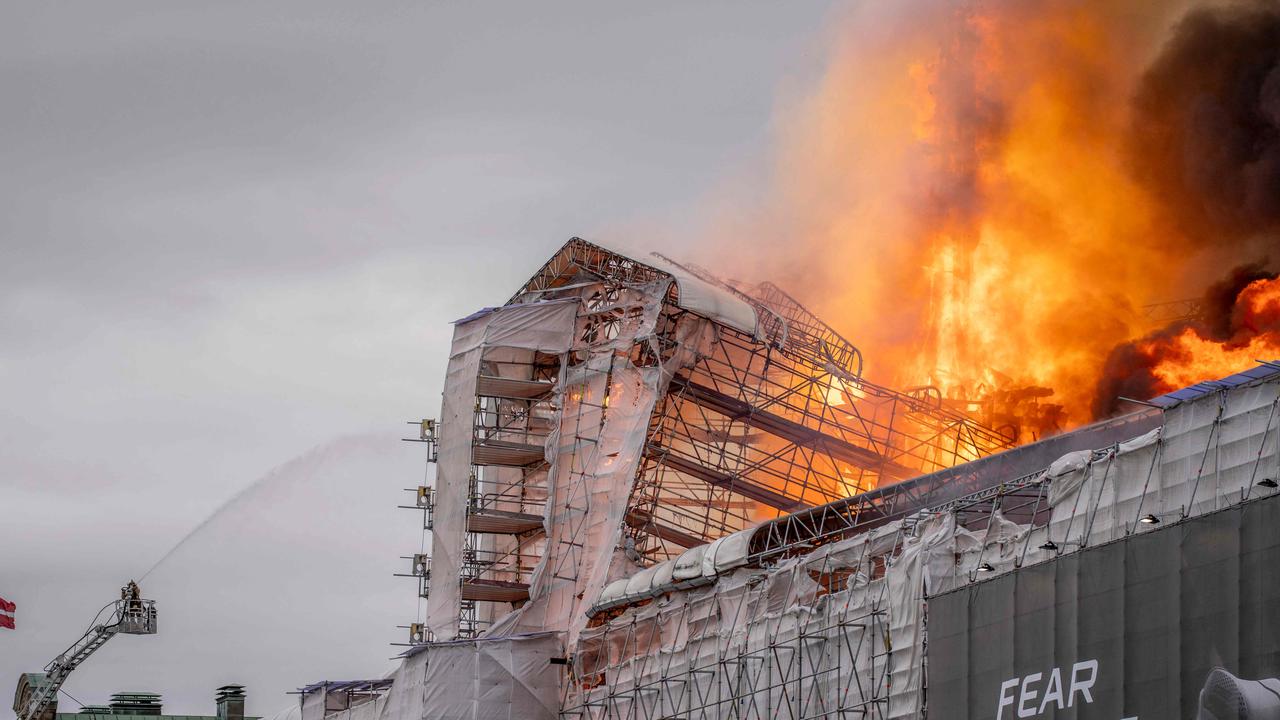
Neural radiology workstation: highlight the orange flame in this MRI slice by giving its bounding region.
[1147,278,1280,391]
[711,0,1279,441]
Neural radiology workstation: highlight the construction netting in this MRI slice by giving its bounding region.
[559,371,1280,719]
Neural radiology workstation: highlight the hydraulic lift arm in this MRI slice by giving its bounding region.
[13,582,157,720]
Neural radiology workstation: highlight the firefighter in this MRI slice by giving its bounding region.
[125,581,142,613]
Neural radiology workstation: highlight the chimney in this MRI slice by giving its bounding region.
[215,686,245,720]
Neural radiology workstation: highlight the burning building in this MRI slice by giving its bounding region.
[408,238,1014,643]
[293,239,1280,719]
[290,2,1280,717]
[738,0,1280,437]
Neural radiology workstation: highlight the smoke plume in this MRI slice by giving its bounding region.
[1130,2,1280,245]
[1088,1,1280,417]
[705,0,1280,437]
[1093,263,1280,418]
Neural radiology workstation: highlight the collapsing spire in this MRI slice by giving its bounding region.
[404,238,1013,642]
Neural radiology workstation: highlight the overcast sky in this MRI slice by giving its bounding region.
[1,2,840,714]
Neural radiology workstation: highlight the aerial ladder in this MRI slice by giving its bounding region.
[12,581,157,720]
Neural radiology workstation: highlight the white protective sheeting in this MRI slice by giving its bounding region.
[424,321,485,639]
[378,633,563,720]
[448,299,580,357]
[672,545,708,580]
[709,527,754,573]
[310,692,387,720]
[563,372,1280,720]
[598,579,629,605]
[652,258,758,337]
[415,273,1280,720]
[885,511,960,719]
[650,559,675,587]
[624,565,661,596]
[699,535,729,578]
[588,239,759,336]
[1047,375,1280,548]
[569,521,903,718]
[300,691,326,720]
[426,301,580,640]
[485,281,669,645]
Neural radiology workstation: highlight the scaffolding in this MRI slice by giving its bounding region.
[301,361,1280,720]
[567,541,898,719]
[401,238,1018,644]
[318,238,1280,720]
[523,240,1013,559]
[561,364,1280,718]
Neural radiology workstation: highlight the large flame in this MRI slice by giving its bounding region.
[716,0,1280,441]
[1095,274,1280,410]
[1153,278,1280,386]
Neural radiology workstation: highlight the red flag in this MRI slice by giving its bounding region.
[0,596,14,629]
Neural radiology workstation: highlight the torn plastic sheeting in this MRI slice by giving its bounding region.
[497,354,662,644]
[762,558,806,615]
[566,363,662,641]
[587,239,759,336]
[574,280,671,353]
[653,257,758,337]
[1118,427,1161,454]
[982,508,1026,547]
[1047,450,1106,508]
[973,510,1029,576]
[563,375,1280,720]
[570,524,907,717]
[450,299,580,358]
[865,521,905,557]
[672,544,708,580]
[1046,449,1092,479]
[884,512,946,718]
[803,531,870,572]
[427,300,582,641]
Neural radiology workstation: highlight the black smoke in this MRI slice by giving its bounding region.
[1092,261,1276,418]
[1090,2,1280,418]
[1129,1,1280,243]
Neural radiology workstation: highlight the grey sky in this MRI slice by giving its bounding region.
[1,2,839,715]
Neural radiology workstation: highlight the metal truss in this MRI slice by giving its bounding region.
[417,237,1038,637]
[562,530,902,719]
[746,407,1162,561]
[500,238,1020,563]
